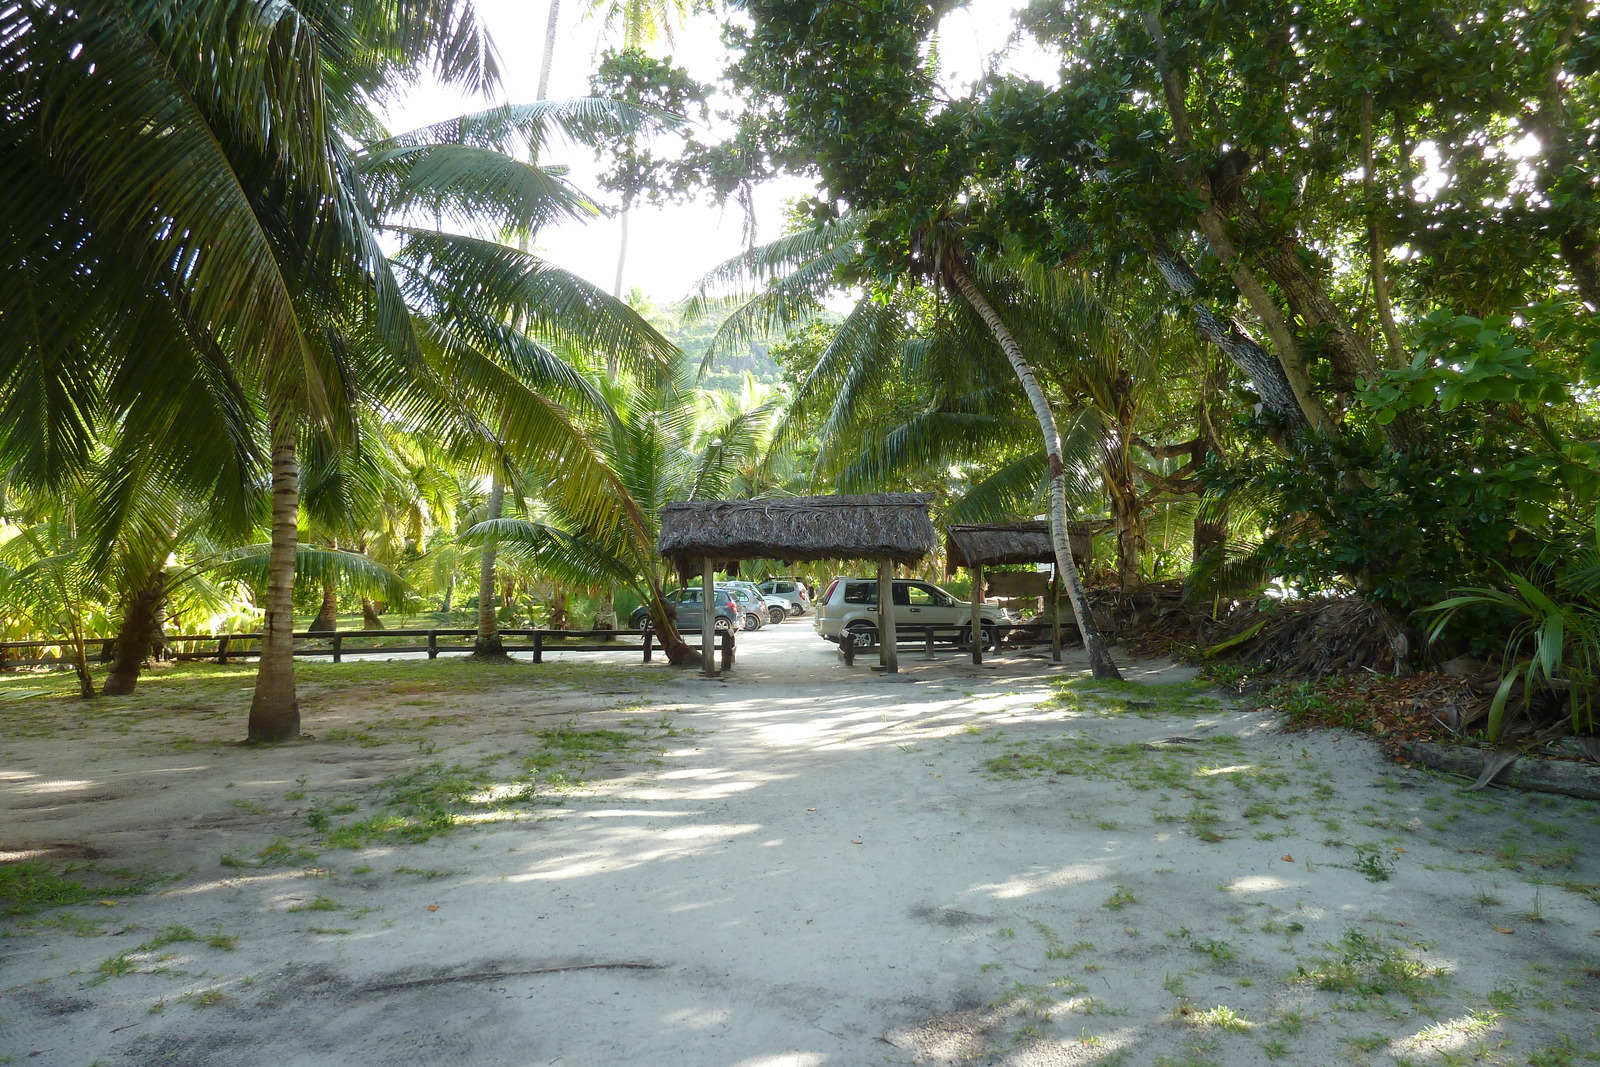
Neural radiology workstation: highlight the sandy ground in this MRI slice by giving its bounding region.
[3,626,1600,1066]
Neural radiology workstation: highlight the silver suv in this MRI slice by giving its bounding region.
[812,577,1011,649]
[757,577,812,617]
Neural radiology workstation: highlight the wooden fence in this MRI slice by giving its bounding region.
[0,627,734,672]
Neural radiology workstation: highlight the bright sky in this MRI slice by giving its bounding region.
[382,0,1052,304]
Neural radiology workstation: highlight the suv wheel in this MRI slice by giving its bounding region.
[957,625,998,653]
[743,612,761,631]
[845,621,877,649]
[767,606,786,625]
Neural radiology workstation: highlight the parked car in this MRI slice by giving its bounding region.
[716,583,769,630]
[724,580,791,625]
[757,577,812,618]
[628,588,738,633]
[812,577,1012,650]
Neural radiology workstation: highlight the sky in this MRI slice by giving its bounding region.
[382,0,1053,305]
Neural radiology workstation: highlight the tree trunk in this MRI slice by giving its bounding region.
[103,572,166,696]
[1141,11,1330,437]
[1151,242,1312,436]
[248,421,301,742]
[594,588,617,631]
[536,0,561,102]
[947,257,1121,680]
[1191,353,1230,576]
[548,587,568,630]
[607,206,631,379]
[1360,93,1406,367]
[309,550,338,633]
[1528,2,1600,310]
[472,467,508,659]
[360,598,384,630]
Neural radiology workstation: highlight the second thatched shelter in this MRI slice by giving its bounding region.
[656,494,937,677]
[943,521,1098,576]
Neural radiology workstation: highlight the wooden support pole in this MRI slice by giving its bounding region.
[217,636,230,665]
[331,633,342,663]
[971,563,985,666]
[1050,569,1063,662]
[702,557,718,678]
[643,627,653,663]
[877,558,898,674]
[533,630,544,664]
[428,631,438,660]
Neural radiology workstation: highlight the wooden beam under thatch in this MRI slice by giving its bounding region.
[944,521,1106,576]
[658,494,937,569]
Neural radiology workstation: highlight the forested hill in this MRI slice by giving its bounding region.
[645,301,782,392]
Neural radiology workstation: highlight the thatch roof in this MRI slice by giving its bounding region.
[944,521,1105,575]
[658,494,937,567]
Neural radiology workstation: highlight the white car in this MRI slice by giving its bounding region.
[811,577,1011,650]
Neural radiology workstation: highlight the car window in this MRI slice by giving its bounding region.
[678,589,702,605]
[775,582,793,593]
[902,584,939,607]
[842,582,876,605]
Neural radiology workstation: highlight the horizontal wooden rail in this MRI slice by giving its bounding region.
[0,627,740,671]
[838,622,1073,666]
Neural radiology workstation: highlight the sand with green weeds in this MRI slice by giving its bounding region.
[3,629,1599,1066]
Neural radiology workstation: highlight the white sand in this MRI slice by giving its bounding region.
[4,626,1598,1065]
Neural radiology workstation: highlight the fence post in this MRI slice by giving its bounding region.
[923,626,936,660]
[331,633,342,664]
[533,631,543,664]
[425,630,436,659]
[842,635,856,667]
[642,628,653,663]
[719,629,735,672]
[217,636,230,665]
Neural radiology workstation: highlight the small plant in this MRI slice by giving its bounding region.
[1351,844,1397,883]
[286,895,341,913]
[1103,885,1139,910]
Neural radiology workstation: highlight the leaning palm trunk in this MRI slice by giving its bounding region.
[472,469,507,658]
[249,423,302,741]
[947,259,1121,680]
[103,571,166,696]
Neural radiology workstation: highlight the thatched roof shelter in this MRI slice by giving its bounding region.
[944,520,1102,576]
[658,494,937,571]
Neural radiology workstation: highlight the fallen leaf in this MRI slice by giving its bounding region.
[427,904,440,912]
[850,840,863,845]
[98,900,118,907]
[1492,925,1514,934]
[1394,847,1406,853]
[1281,855,1294,863]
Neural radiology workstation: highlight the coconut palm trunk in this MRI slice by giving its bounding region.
[103,571,167,696]
[946,258,1121,680]
[248,421,302,741]
[472,468,507,658]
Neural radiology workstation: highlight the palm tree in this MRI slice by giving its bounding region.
[688,218,1122,678]
[3,0,498,740]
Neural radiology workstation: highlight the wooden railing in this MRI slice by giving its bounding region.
[838,622,1069,667]
[0,627,735,672]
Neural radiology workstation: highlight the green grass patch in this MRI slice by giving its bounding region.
[1292,927,1448,1006]
[0,859,158,918]
[1046,677,1227,717]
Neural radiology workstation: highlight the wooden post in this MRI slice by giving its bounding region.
[331,633,343,663]
[702,557,718,678]
[971,563,985,666]
[427,630,438,660]
[642,627,653,663]
[877,558,898,674]
[720,629,736,672]
[217,636,230,665]
[533,630,544,664]
[923,626,936,660]
[1050,569,1063,662]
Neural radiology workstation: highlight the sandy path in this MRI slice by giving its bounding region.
[3,627,1599,1065]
